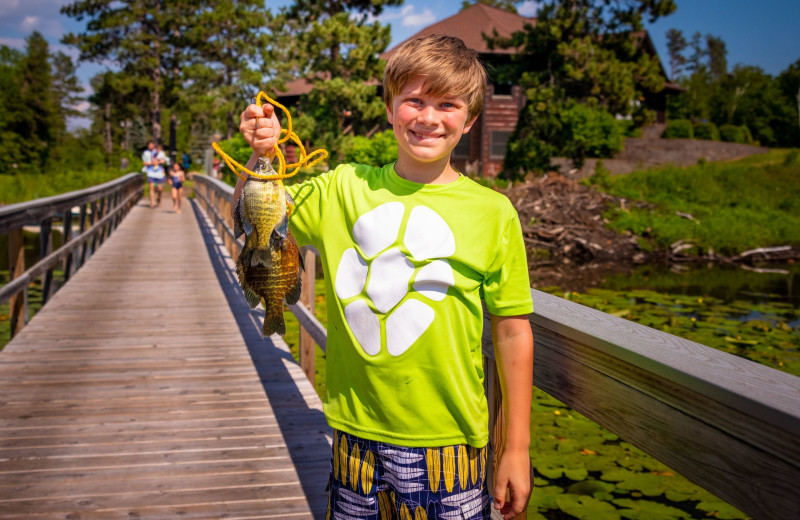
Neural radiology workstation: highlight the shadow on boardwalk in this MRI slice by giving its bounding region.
[191,199,331,518]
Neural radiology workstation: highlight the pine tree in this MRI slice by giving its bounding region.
[19,32,57,169]
[182,0,273,140]
[489,0,676,177]
[665,28,687,80]
[61,0,179,141]
[278,0,401,151]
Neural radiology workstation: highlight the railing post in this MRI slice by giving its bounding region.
[299,247,316,385]
[87,200,98,259]
[63,210,74,281]
[40,219,54,305]
[486,356,527,520]
[8,228,27,337]
[78,204,89,267]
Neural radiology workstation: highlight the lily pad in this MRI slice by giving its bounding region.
[556,494,621,520]
[613,498,690,519]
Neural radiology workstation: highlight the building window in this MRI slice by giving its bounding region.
[452,133,470,159]
[492,82,513,97]
[490,131,511,159]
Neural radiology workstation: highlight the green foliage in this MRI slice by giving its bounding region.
[718,124,744,143]
[663,119,693,139]
[339,130,398,167]
[692,122,719,141]
[601,150,800,255]
[560,102,624,167]
[0,34,84,174]
[0,166,132,204]
[492,0,676,178]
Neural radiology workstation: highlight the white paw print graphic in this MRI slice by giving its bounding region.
[335,202,456,357]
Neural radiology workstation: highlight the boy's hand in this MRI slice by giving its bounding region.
[492,447,532,519]
[239,103,280,158]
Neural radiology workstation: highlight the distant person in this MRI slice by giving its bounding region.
[168,162,186,214]
[182,151,191,172]
[212,156,221,179]
[142,140,164,208]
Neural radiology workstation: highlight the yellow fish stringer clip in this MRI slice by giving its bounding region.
[211,91,329,181]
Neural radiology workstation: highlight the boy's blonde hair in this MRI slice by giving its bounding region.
[383,34,487,121]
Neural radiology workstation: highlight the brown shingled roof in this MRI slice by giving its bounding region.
[381,3,535,59]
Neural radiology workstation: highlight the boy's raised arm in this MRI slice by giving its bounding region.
[490,314,534,519]
[232,103,282,214]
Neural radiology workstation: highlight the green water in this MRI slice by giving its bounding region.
[527,262,799,520]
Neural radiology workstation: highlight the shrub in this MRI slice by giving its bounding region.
[560,102,624,166]
[719,125,745,143]
[693,122,720,141]
[739,125,754,144]
[339,129,398,166]
[663,119,693,139]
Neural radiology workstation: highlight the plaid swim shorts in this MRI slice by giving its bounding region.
[326,429,492,520]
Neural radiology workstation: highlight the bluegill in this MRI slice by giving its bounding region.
[233,157,303,335]
[233,157,294,268]
[235,230,303,336]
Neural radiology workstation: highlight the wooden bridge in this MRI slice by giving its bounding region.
[1,174,798,520]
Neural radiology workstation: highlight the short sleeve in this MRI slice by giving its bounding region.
[285,167,336,249]
[482,206,534,316]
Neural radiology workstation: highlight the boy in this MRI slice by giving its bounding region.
[236,34,533,519]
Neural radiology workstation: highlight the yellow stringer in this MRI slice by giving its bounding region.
[211,91,328,181]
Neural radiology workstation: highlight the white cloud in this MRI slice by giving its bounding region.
[518,1,540,17]
[402,7,435,27]
[0,37,26,50]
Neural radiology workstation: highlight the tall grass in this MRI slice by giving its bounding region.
[0,167,138,205]
[602,150,800,255]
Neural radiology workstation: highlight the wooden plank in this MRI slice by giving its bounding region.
[520,289,800,520]
[0,200,330,519]
[299,247,316,383]
[7,228,26,337]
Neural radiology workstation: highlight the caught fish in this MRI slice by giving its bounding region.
[233,157,293,268]
[233,156,303,336]
[235,230,304,336]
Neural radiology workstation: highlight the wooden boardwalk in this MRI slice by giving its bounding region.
[0,198,331,519]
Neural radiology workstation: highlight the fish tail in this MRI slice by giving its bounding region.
[262,310,286,337]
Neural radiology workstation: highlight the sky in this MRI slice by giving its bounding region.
[1,0,798,127]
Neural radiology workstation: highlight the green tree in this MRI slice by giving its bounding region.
[706,34,727,81]
[61,0,180,141]
[775,58,800,146]
[279,0,401,152]
[665,28,687,80]
[0,45,27,172]
[19,32,57,169]
[182,0,272,140]
[490,0,675,178]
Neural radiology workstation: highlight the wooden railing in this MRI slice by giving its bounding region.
[193,173,800,520]
[0,173,143,337]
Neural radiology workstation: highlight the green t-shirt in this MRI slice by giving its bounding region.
[286,163,533,447]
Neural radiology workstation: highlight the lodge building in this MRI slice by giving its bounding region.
[278,3,680,177]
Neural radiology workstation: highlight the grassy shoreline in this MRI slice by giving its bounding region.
[596,149,800,257]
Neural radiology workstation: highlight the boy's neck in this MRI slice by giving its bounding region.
[394,157,460,185]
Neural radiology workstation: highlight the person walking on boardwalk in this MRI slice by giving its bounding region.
[236,34,534,520]
[168,162,185,214]
[142,140,163,208]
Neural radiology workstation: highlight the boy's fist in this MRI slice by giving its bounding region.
[240,103,281,158]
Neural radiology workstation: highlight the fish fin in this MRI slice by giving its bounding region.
[285,273,302,306]
[270,215,288,251]
[262,314,286,337]
[242,216,253,237]
[285,190,296,219]
[250,248,273,268]
[243,288,261,309]
[233,196,244,239]
[298,249,305,271]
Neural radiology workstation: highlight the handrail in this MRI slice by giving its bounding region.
[192,173,800,520]
[1,173,144,338]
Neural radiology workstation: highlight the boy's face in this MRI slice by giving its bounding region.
[386,75,476,169]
